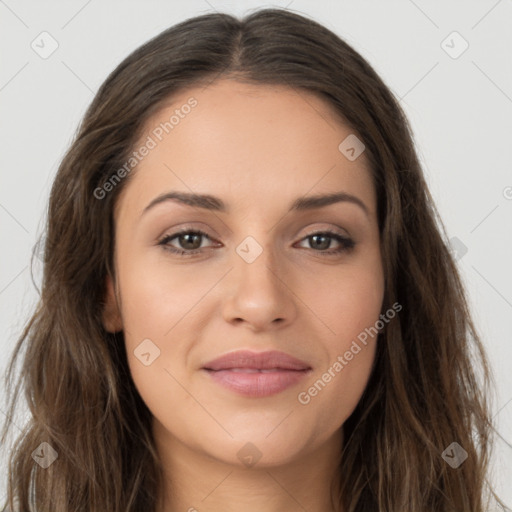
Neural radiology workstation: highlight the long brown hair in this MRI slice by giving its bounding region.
[1,7,505,511]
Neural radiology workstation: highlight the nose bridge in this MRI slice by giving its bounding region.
[223,231,295,328]
[234,233,283,293]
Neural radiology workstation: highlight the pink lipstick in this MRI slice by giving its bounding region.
[202,350,312,397]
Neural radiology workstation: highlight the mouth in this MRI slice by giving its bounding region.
[202,350,312,398]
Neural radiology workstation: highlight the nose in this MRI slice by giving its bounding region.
[221,240,297,332]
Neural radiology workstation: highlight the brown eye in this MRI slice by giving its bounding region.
[297,231,355,256]
[158,229,355,258]
[158,229,215,256]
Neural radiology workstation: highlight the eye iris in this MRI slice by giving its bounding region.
[180,233,202,250]
[310,234,330,250]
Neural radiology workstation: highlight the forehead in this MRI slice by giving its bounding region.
[116,79,375,220]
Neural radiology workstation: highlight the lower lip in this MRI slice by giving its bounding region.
[203,368,310,397]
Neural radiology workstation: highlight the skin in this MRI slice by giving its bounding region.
[102,79,385,512]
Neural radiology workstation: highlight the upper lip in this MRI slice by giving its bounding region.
[202,350,311,371]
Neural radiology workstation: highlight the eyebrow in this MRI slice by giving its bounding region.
[141,190,369,218]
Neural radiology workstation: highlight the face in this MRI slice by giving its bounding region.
[103,79,384,468]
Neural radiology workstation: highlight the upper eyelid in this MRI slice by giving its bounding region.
[160,224,350,236]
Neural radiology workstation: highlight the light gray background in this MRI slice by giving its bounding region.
[1,0,511,507]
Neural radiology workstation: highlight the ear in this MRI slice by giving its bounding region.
[102,274,123,333]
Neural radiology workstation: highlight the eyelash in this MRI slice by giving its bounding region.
[157,228,355,258]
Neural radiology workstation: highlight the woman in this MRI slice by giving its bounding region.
[1,7,505,511]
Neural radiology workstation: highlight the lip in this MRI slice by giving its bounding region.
[202,350,312,398]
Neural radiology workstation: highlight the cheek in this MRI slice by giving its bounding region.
[294,262,383,426]
[294,316,379,444]
[115,257,201,409]
[117,253,211,342]
[307,259,385,342]
[296,340,376,441]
